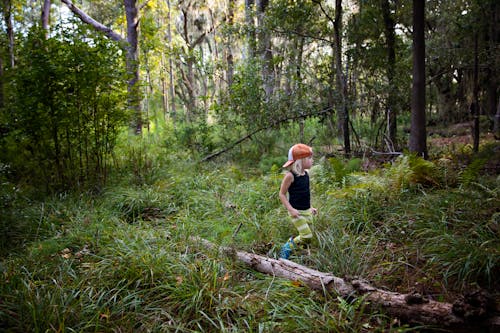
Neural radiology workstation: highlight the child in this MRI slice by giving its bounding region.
[279,143,318,259]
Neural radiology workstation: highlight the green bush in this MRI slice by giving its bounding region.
[1,25,128,191]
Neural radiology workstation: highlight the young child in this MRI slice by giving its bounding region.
[279,143,318,259]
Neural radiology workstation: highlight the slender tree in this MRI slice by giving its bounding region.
[381,0,397,150]
[334,0,350,155]
[41,0,51,38]
[472,30,479,153]
[2,0,15,67]
[225,0,235,87]
[409,0,427,158]
[245,0,256,59]
[256,0,273,99]
[61,0,143,134]
[167,0,176,121]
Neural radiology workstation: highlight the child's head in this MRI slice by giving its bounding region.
[282,143,313,174]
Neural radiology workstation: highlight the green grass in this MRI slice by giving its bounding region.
[0,139,498,332]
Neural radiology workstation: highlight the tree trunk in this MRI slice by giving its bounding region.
[472,32,480,153]
[0,57,3,108]
[409,0,427,158]
[178,2,214,123]
[226,0,235,87]
[167,0,176,122]
[61,0,142,134]
[257,0,273,100]
[41,0,51,38]
[195,238,499,332]
[486,0,498,139]
[494,97,500,139]
[381,0,397,150]
[326,42,337,137]
[334,0,350,156]
[124,0,142,134]
[245,0,256,59]
[296,36,305,142]
[3,0,15,67]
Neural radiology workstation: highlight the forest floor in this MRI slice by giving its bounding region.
[1,123,499,332]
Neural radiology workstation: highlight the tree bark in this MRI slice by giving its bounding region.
[381,0,397,149]
[41,0,51,38]
[0,57,3,108]
[124,0,142,134]
[244,0,256,59]
[257,0,273,100]
[486,1,498,137]
[334,0,350,156]
[167,0,176,122]
[472,31,480,153]
[495,97,500,140]
[195,238,499,331]
[3,0,15,67]
[409,0,427,158]
[226,0,235,87]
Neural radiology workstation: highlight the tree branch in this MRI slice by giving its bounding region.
[200,107,333,162]
[61,0,126,46]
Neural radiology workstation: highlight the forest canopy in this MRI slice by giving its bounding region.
[0,0,498,190]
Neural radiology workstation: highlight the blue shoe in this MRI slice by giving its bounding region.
[279,238,295,259]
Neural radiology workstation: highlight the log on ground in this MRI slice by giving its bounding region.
[194,238,499,332]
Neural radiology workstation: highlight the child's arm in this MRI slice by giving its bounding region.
[279,172,300,218]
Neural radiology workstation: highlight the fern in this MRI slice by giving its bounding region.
[459,158,487,186]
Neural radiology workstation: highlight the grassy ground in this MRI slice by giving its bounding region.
[0,136,498,332]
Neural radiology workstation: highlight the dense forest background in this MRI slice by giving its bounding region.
[0,0,499,332]
[0,0,498,190]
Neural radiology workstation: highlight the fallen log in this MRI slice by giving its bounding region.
[194,238,499,332]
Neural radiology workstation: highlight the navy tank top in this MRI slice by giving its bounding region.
[288,171,310,210]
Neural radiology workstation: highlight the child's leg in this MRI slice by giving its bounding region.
[280,210,314,258]
[291,211,313,245]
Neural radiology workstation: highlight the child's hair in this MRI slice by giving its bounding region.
[289,158,305,175]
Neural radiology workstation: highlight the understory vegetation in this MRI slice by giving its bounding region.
[1,126,498,332]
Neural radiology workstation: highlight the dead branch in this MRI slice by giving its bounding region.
[200,107,333,162]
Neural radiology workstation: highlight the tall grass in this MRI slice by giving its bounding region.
[1,135,497,332]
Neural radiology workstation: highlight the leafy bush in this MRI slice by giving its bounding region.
[1,25,128,191]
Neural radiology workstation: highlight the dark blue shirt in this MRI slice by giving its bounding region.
[288,171,310,210]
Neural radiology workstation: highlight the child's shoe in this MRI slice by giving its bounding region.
[279,237,295,259]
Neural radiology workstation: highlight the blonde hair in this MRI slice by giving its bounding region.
[289,158,305,175]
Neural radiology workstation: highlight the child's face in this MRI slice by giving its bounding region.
[303,154,313,169]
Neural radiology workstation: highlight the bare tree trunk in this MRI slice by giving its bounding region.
[124,0,142,134]
[160,54,168,120]
[495,97,500,139]
[41,0,51,38]
[245,0,256,59]
[226,0,235,87]
[167,0,176,122]
[326,42,337,137]
[486,1,499,139]
[158,6,168,120]
[381,0,397,149]
[334,0,350,156]
[0,57,3,108]
[3,0,15,67]
[196,238,499,331]
[296,36,305,142]
[409,0,427,158]
[472,32,480,153]
[257,0,273,99]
